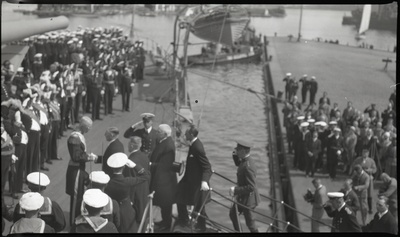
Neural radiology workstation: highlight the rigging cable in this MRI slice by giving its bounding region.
[197,5,230,129]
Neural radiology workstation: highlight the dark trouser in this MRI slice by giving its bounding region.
[40,124,50,165]
[286,127,293,153]
[305,155,316,176]
[1,155,11,193]
[48,120,59,160]
[58,97,66,136]
[367,197,372,212]
[70,195,83,226]
[26,130,40,173]
[91,87,101,120]
[74,92,82,122]
[159,204,173,227]
[315,150,324,171]
[121,89,130,111]
[14,144,27,192]
[104,84,115,115]
[177,198,208,229]
[85,86,92,113]
[229,204,258,232]
[298,148,306,171]
[310,90,316,105]
[285,85,290,100]
[327,156,338,179]
[301,88,307,103]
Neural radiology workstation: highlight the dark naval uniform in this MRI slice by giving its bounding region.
[66,131,91,225]
[124,126,158,158]
[229,155,260,232]
[104,172,149,233]
[13,196,66,232]
[324,203,361,232]
[70,216,118,233]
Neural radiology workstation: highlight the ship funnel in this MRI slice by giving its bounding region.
[1,16,69,44]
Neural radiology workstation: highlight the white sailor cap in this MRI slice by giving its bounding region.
[141,113,155,120]
[38,35,46,40]
[296,115,305,120]
[235,139,253,149]
[17,67,24,73]
[95,60,101,66]
[27,172,50,187]
[286,72,292,77]
[67,40,74,45]
[334,127,341,132]
[300,122,309,127]
[107,152,130,168]
[315,121,327,127]
[327,192,344,199]
[89,171,110,184]
[329,121,337,125]
[94,34,101,38]
[78,40,83,44]
[350,126,356,132]
[83,189,109,208]
[19,192,44,211]
[311,76,316,80]
[72,37,79,42]
[307,119,315,123]
[23,38,29,42]
[111,38,117,42]
[92,38,98,42]
[302,74,307,78]
[34,53,43,58]
[117,61,125,67]
[99,53,104,58]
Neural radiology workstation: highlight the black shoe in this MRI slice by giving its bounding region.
[96,118,103,121]
[45,160,53,165]
[125,109,130,112]
[368,210,373,214]
[40,166,49,171]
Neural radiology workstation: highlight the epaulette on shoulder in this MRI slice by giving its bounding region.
[68,133,81,145]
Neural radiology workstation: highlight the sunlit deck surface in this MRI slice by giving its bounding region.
[268,36,396,232]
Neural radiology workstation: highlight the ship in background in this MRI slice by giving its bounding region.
[342,3,397,32]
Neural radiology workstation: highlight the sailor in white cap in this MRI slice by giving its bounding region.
[104,152,149,233]
[174,124,211,232]
[71,189,118,233]
[66,116,98,225]
[309,76,318,105]
[13,172,66,232]
[124,113,158,157]
[323,192,361,232]
[10,192,56,233]
[147,124,178,231]
[326,125,343,180]
[79,171,121,230]
[94,127,124,177]
[299,74,310,104]
[296,121,311,171]
[226,138,260,232]
[283,72,294,100]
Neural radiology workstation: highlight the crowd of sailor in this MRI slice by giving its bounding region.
[281,72,397,233]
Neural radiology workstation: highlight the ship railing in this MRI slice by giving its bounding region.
[137,191,155,233]
[212,170,335,231]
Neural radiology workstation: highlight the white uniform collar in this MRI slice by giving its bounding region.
[378,209,388,219]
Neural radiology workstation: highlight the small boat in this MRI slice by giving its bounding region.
[355,4,371,40]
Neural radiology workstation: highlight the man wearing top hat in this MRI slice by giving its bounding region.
[124,113,158,158]
[123,136,150,231]
[10,192,55,233]
[71,189,118,233]
[150,124,178,231]
[323,192,361,232]
[96,127,125,177]
[13,172,66,232]
[81,171,121,230]
[175,125,212,232]
[229,140,260,233]
[66,116,98,226]
[104,152,149,233]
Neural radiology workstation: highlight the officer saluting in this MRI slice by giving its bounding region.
[323,192,361,232]
[229,140,260,233]
[124,113,158,158]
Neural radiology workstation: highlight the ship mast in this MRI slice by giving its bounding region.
[297,5,303,42]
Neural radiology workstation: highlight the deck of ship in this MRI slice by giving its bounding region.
[267,36,396,232]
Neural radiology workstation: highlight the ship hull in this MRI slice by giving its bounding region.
[185,50,261,66]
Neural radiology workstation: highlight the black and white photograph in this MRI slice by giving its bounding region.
[1,2,397,234]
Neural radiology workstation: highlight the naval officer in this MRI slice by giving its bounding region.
[124,113,158,158]
[323,192,361,232]
[229,140,260,233]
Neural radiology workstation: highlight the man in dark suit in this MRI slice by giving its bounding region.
[306,130,321,177]
[124,113,158,158]
[323,192,361,232]
[96,127,124,177]
[149,124,177,231]
[176,125,212,232]
[229,140,260,233]
[123,136,150,231]
[326,127,343,180]
[339,179,360,215]
[119,67,133,112]
[362,196,397,234]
